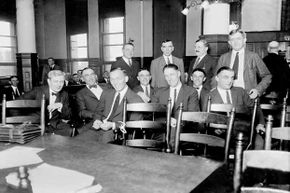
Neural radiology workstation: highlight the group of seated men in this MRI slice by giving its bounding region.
[17,28,278,150]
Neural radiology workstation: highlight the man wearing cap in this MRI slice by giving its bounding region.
[263,41,290,100]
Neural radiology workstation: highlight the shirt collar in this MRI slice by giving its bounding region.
[122,56,131,65]
[170,82,182,91]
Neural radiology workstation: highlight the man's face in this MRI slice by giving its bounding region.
[48,59,55,66]
[228,32,246,51]
[72,74,79,82]
[123,44,134,59]
[195,41,208,57]
[191,71,206,88]
[48,75,65,93]
[161,41,174,56]
[82,69,97,86]
[137,70,151,86]
[110,70,128,92]
[10,77,19,87]
[215,70,234,90]
[164,68,180,88]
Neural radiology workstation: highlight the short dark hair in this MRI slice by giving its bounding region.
[216,66,234,75]
[191,68,206,77]
[138,68,150,75]
[10,75,18,81]
[163,63,179,72]
[195,39,209,48]
[48,57,55,61]
[162,39,173,45]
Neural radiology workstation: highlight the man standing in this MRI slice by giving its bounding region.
[92,68,143,143]
[150,40,185,88]
[214,29,271,99]
[190,68,209,109]
[41,57,62,85]
[5,76,23,100]
[263,41,290,100]
[20,70,72,136]
[133,69,155,103]
[151,64,199,146]
[111,43,140,89]
[188,39,216,90]
[76,68,104,125]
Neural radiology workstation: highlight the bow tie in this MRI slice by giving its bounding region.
[51,92,58,96]
[89,85,97,89]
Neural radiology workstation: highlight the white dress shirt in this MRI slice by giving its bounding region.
[87,85,103,100]
[169,82,182,108]
[163,55,173,64]
[217,87,232,104]
[122,56,132,67]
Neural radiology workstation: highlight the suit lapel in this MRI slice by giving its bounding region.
[212,89,224,104]
[231,88,238,106]
[85,87,99,100]
[175,85,184,110]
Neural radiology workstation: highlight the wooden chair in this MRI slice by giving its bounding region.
[280,97,290,127]
[2,94,45,135]
[207,96,258,150]
[122,98,171,151]
[174,103,235,163]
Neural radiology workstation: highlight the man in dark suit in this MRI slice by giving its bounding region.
[5,75,23,100]
[92,68,143,143]
[150,40,185,88]
[151,64,199,146]
[76,67,105,126]
[213,29,271,99]
[188,39,216,90]
[133,69,155,103]
[190,68,209,109]
[203,66,265,149]
[41,57,62,85]
[111,43,140,89]
[20,70,72,136]
[263,41,290,101]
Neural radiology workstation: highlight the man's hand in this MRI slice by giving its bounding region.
[100,121,114,130]
[47,102,63,113]
[137,92,150,103]
[171,117,177,128]
[92,120,102,130]
[249,89,259,99]
[255,124,265,135]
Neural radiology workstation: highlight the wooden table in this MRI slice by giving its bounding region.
[0,131,223,193]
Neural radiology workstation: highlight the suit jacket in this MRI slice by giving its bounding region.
[199,86,210,110]
[150,56,185,88]
[202,87,265,125]
[41,64,62,85]
[111,58,140,89]
[263,53,290,98]
[19,86,71,128]
[188,54,216,90]
[76,85,105,121]
[5,86,23,101]
[213,50,272,95]
[151,84,199,119]
[133,85,155,99]
[100,87,143,122]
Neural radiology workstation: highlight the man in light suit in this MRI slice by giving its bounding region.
[188,39,216,90]
[213,29,271,99]
[150,40,185,88]
[76,67,105,125]
[20,70,72,136]
[92,68,143,143]
[111,43,140,89]
[133,69,155,103]
[151,64,199,146]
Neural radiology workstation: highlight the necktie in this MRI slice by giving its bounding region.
[15,88,20,98]
[193,57,200,69]
[145,86,149,97]
[107,93,120,121]
[232,52,239,79]
[89,85,97,89]
[167,57,170,65]
[128,59,132,67]
[226,91,231,104]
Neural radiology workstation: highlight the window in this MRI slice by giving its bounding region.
[102,17,124,63]
[70,33,88,73]
[0,21,17,63]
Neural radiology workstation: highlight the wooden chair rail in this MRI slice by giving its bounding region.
[180,133,225,147]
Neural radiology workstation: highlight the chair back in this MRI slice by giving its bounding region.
[174,103,235,163]
[2,94,46,135]
[280,97,290,127]
[122,98,171,150]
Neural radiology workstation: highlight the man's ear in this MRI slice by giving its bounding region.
[215,75,219,82]
[137,76,140,81]
[125,76,129,83]
[203,77,207,82]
